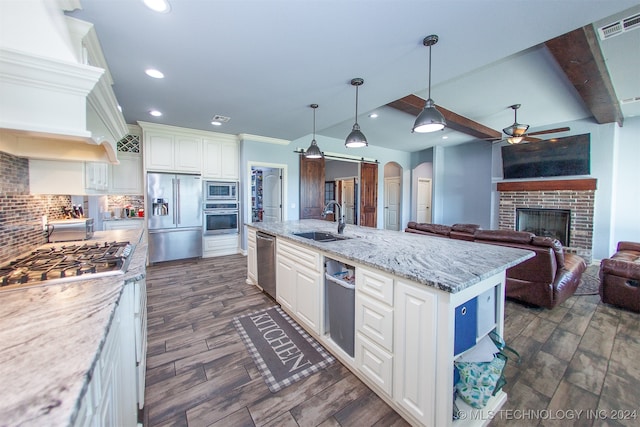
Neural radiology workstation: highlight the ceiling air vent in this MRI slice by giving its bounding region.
[597,13,640,40]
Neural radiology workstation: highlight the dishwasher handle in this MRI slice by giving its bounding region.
[256,232,275,241]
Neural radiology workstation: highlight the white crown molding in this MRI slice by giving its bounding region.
[238,133,290,145]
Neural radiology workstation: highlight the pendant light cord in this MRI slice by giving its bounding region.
[354,84,359,126]
[427,43,432,100]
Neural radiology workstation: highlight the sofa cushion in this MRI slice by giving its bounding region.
[532,236,565,268]
[407,221,418,230]
[474,230,534,245]
[415,223,452,236]
[451,223,481,234]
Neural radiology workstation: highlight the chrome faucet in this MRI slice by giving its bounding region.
[322,200,346,234]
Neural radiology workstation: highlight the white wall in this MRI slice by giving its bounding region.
[610,115,640,254]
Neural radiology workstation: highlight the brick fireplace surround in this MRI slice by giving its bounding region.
[497,179,596,263]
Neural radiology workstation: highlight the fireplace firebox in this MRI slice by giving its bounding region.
[516,208,571,246]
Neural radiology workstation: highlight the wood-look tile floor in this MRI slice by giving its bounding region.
[144,255,640,427]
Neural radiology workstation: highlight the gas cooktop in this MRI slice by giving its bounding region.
[0,241,133,291]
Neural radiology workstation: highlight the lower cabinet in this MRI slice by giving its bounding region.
[74,280,146,426]
[203,234,239,258]
[393,280,437,426]
[275,239,322,333]
[246,229,258,286]
[103,220,144,231]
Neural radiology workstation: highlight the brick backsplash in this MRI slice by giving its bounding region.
[499,188,595,263]
[0,152,71,265]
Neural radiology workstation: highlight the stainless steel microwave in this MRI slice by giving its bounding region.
[205,180,238,200]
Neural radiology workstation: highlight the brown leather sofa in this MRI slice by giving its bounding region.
[405,222,587,309]
[599,241,640,313]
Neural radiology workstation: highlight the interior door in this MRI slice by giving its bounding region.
[299,155,325,219]
[360,162,378,228]
[384,177,401,231]
[262,168,282,222]
[416,178,432,224]
[342,179,356,224]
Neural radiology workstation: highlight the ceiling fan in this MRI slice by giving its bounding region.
[489,104,570,144]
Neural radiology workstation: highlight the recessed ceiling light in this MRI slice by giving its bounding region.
[211,121,222,126]
[149,110,162,117]
[369,113,378,118]
[143,0,171,13]
[145,68,164,79]
[442,135,448,140]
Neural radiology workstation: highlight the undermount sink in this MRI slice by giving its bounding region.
[293,231,351,242]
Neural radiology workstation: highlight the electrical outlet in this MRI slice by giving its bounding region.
[42,215,47,231]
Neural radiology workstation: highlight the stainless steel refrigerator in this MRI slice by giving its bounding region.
[147,172,203,263]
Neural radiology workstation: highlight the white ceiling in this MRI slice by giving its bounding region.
[68,0,640,153]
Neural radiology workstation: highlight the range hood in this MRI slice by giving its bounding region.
[0,0,127,164]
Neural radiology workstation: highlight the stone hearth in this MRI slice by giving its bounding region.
[497,179,596,263]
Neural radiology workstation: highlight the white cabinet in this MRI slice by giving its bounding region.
[110,152,143,194]
[394,280,437,426]
[276,239,322,333]
[203,234,239,258]
[74,281,138,427]
[144,131,201,173]
[133,279,147,410]
[103,219,144,231]
[247,229,258,286]
[203,137,239,180]
[355,266,394,397]
[85,162,109,191]
[140,121,238,176]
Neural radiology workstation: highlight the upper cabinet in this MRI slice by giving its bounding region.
[203,136,239,180]
[140,122,238,179]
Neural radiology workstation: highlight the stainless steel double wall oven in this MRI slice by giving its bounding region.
[203,181,239,235]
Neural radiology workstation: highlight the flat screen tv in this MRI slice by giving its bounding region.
[501,133,590,179]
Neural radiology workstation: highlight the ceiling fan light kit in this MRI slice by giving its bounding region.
[345,78,368,148]
[413,34,446,133]
[304,104,323,158]
[496,104,570,144]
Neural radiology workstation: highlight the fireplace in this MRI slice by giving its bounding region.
[516,208,570,246]
[497,179,596,263]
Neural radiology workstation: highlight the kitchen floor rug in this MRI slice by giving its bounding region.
[233,306,335,392]
[574,263,600,296]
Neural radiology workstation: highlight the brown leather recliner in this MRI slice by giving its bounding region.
[599,241,640,313]
[404,222,587,309]
[474,230,586,309]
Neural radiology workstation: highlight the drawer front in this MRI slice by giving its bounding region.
[356,293,394,352]
[356,267,394,305]
[277,239,320,272]
[355,332,393,397]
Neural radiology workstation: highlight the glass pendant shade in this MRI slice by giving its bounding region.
[305,104,324,158]
[412,98,446,133]
[502,123,529,137]
[507,136,524,144]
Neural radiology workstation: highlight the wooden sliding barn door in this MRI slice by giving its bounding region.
[299,155,325,219]
[359,162,378,227]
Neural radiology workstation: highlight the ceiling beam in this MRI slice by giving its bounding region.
[386,95,502,140]
[545,25,623,127]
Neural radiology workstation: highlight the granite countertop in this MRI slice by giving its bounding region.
[0,229,147,426]
[102,216,145,221]
[248,219,534,293]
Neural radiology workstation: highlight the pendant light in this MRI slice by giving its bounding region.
[345,78,368,148]
[412,35,446,133]
[304,104,323,158]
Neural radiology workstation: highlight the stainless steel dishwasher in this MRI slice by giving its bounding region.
[256,232,276,298]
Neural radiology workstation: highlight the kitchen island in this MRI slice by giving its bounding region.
[247,220,534,427]
[0,228,147,426]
